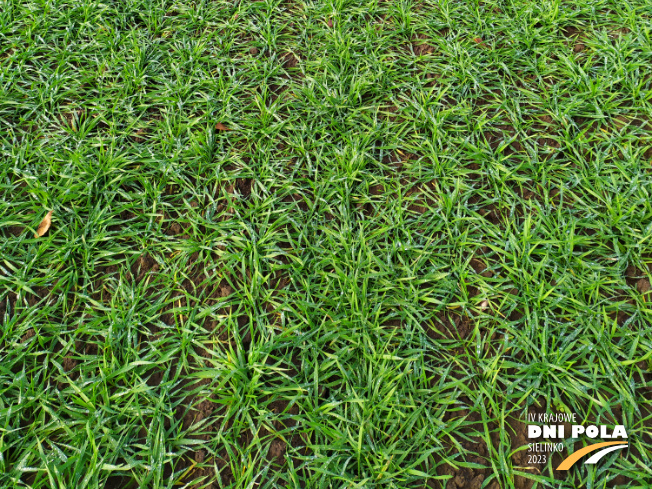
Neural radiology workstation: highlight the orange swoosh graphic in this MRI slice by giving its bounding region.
[556,441,628,470]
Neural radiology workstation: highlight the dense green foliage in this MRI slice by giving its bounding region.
[1,0,651,487]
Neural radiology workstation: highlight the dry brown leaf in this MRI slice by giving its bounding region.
[327,18,333,27]
[473,37,489,48]
[35,210,53,238]
[215,122,231,131]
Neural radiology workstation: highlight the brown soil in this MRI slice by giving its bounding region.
[62,355,77,373]
[562,26,588,54]
[130,253,159,283]
[105,476,136,489]
[407,180,438,215]
[427,311,474,343]
[436,406,498,489]
[131,127,147,143]
[20,327,36,343]
[506,414,547,489]
[281,52,299,69]
[412,34,435,56]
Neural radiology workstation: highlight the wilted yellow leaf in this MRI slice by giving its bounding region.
[34,210,52,238]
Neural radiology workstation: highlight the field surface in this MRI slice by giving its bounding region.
[1,0,652,487]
